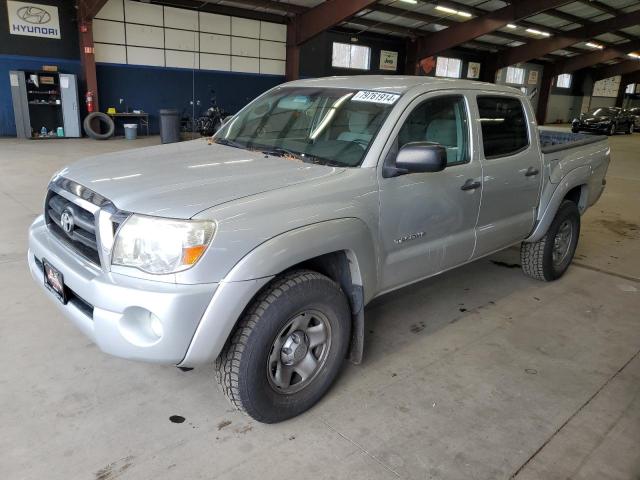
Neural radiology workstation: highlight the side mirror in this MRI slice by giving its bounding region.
[387,142,447,177]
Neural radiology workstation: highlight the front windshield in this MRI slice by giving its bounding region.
[587,108,614,116]
[213,87,400,167]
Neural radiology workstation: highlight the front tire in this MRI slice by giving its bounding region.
[626,122,634,135]
[215,270,351,423]
[520,200,580,281]
[571,126,580,134]
[607,123,616,136]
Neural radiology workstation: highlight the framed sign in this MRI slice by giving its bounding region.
[467,62,481,79]
[7,1,60,39]
[527,69,539,85]
[379,50,398,71]
[593,75,621,97]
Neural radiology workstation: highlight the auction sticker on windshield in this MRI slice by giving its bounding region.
[352,91,400,105]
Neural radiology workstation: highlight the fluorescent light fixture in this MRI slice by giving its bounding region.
[526,28,551,37]
[435,5,472,17]
[585,42,604,49]
[506,24,517,29]
[399,0,418,3]
[629,52,640,59]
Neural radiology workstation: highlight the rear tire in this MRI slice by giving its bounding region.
[215,269,351,423]
[607,123,616,136]
[626,122,634,135]
[521,200,580,281]
[571,126,580,134]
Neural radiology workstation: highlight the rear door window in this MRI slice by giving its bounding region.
[477,96,529,158]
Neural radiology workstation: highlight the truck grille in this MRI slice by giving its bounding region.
[45,190,101,265]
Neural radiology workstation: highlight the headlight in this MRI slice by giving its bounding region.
[112,215,216,274]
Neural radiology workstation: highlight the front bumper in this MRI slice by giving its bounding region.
[28,215,217,364]
[573,122,611,133]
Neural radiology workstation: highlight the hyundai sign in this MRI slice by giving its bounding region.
[7,1,61,39]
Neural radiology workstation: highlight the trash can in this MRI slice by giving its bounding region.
[124,123,138,140]
[159,109,180,144]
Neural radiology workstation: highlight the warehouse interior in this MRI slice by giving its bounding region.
[1,1,639,479]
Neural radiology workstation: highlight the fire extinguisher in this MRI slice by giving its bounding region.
[85,90,94,113]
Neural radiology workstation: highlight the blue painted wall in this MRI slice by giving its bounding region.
[1,57,284,136]
[0,54,82,136]
[96,63,285,134]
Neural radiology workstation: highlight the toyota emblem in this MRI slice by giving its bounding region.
[60,209,74,235]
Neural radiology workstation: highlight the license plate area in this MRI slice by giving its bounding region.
[43,259,67,304]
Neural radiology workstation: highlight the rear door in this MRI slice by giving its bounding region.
[378,92,482,292]
[472,94,543,258]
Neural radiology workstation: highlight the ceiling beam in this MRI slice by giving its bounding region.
[79,0,110,20]
[208,0,306,15]
[146,0,287,23]
[593,60,640,80]
[351,17,510,53]
[555,40,640,74]
[544,4,638,42]
[415,0,574,59]
[495,10,640,68]
[292,0,378,45]
[371,4,542,46]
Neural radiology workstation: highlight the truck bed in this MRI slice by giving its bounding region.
[539,129,607,154]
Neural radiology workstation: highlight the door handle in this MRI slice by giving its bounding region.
[525,166,539,177]
[460,179,481,191]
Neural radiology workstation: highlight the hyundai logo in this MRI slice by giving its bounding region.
[17,6,51,25]
[60,209,74,235]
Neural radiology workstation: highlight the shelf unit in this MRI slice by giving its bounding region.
[9,70,81,139]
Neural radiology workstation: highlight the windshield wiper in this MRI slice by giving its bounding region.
[261,147,305,160]
[214,138,247,149]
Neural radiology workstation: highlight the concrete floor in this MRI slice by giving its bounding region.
[1,131,638,480]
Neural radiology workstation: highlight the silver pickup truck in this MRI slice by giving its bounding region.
[28,76,610,423]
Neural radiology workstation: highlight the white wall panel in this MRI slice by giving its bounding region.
[164,6,198,30]
[127,46,165,66]
[260,22,286,42]
[232,56,259,73]
[260,59,285,75]
[93,19,125,44]
[232,37,259,57]
[126,24,164,48]
[95,43,127,64]
[166,50,199,69]
[124,0,163,26]
[93,3,284,75]
[200,33,231,54]
[232,17,259,38]
[96,0,124,21]
[200,53,231,72]
[259,40,285,60]
[165,28,198,51]
[200,12,230,34]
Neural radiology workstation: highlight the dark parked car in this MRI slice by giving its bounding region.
[627,107,640,130]
[571,107,634,135]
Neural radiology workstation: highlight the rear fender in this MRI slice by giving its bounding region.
[525,166,590,242]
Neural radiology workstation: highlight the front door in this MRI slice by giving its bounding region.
[379,94,482,292]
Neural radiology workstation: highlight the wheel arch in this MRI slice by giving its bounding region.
[180,218,376,367]
[525,167,589,243]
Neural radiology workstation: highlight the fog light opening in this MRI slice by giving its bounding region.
[150,314,163,338]
[119,307,164,347]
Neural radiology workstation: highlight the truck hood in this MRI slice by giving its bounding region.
[59,140,344,218]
